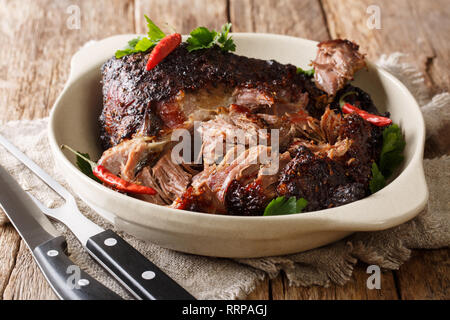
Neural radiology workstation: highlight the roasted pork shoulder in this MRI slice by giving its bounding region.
[97,38,384,216]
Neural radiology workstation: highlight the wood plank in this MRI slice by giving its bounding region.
[409,0,450,156]
[0,0,135,123]
[0,225,21,299]
[134,0,228,35]
[0,0,135,300]
[408,0,450,93]
[230,0,330,40]
[3,241,57,300]
[246,278,270,300]
[321,0,437,91]
[271,263,398,300]
[395,249,449,300]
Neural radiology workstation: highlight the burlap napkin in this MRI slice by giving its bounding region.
[0,54,449,299]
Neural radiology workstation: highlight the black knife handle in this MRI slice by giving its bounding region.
[33,236,122,300]
[85,230,195,300]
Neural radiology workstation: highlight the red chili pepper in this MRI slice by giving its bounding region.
[92,165,156,195]
[146,33,182,71]
[62,145,157,195]
[342,103,392,127]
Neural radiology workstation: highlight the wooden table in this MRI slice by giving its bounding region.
[0,0,448,300]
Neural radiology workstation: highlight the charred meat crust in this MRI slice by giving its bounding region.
[100,43,323,149]
[277,112,383,212]
[277,146,367,211]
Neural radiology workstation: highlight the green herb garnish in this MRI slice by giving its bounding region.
[379,124,406,178]
[115,15,166,59]
[263,196,308,216]
[369,123,406,193]
[296,67,315,77]
[369,162,386,194]
[75,151,101,183]
[187,23,236,52]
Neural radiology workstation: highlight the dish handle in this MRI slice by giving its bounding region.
[321,161,429,231]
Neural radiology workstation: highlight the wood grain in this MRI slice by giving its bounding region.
[407,0,450,94]
[271,264,398,300]
[3,241,57,300]
[135,0,228,34]
[0,0,135,123]
[246,278,270,300]
[395,249,449,300]
[321,0,450,94]
[230,0,329,40]
[0,225,21,299]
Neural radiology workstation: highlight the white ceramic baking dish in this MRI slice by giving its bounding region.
[48,33,428,258]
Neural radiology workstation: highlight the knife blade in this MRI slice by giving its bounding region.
[0,135,195,300]
[0,164,121,300]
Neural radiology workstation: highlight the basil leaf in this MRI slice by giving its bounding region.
[264,196,308,216]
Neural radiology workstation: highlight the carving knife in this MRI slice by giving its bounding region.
[0,134,195,300]
[0,164,121,300]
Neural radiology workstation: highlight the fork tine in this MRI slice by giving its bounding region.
[26,192,53,215]
[0,134,73,201]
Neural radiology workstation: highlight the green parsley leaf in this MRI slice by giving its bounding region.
[296,67,315,77]
[115,49,136,59]
[115,16,166,59]
[187,27,217,51]
[127,37,141,48]
[368,123,406,193]
[187,23,236,52]
[369,162,386,194]
[379,124,406,178]
[134,37,155,52]
[217,23,236,52]
[264,196,308,216]
[75,152,101,183]
[144,15,166,41]
[295,197,308,212]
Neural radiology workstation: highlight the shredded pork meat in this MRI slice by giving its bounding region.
[97,38,385,216]
[312,39,366,96]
